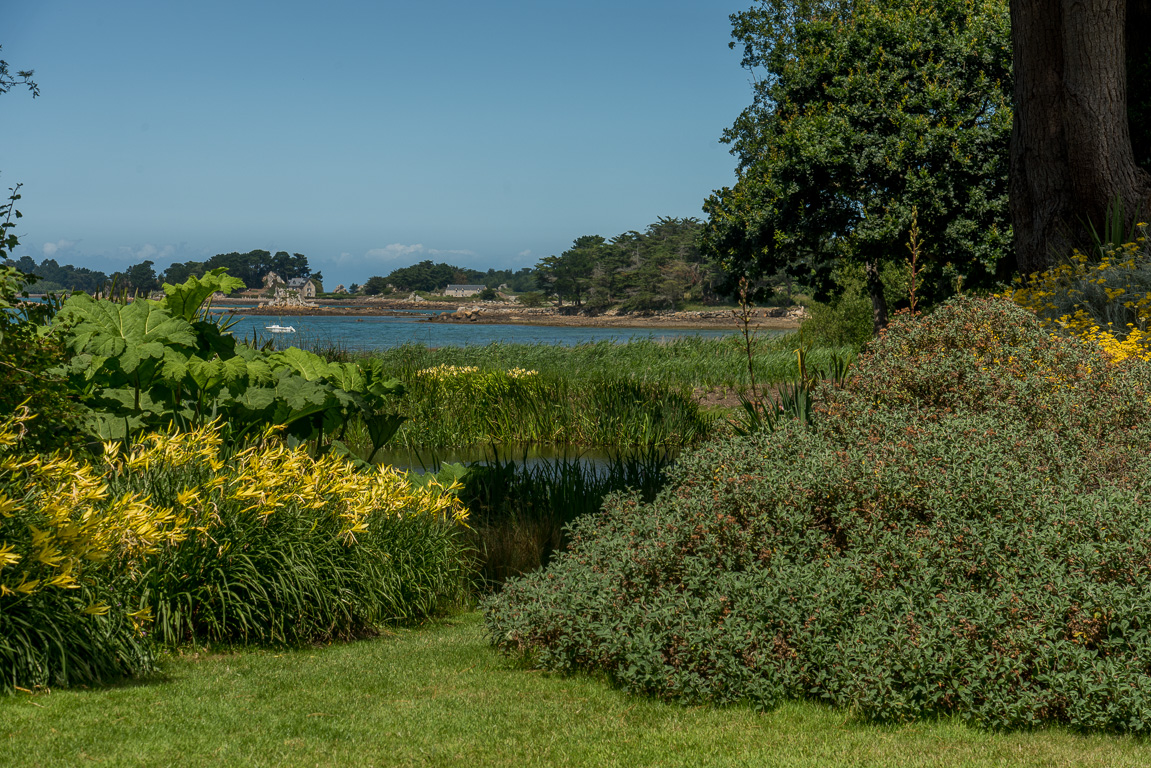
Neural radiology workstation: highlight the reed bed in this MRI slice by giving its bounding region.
[335,337,854,451]
[367,335,852,391]
[455,446,675,589]
[338,366,712,451]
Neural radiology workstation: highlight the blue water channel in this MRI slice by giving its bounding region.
[218,311,745,351]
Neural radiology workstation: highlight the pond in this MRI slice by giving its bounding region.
[372,442,679,473]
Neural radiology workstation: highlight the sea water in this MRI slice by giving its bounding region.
[220,311,750,351]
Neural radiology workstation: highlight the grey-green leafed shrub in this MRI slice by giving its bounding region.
[484,296,1151,731]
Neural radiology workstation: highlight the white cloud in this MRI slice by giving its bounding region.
[518,249,532,258]
[337,243,477,265]
[41,239,77,257]
[117,243,178,263]
[364,243,429,260]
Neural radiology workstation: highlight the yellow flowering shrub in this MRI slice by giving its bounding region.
[1011,226,1151,363]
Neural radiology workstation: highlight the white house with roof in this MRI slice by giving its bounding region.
[444,284,486,297]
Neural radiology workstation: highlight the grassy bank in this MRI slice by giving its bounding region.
[334,336,854,452]
[368,335,853,391]
[3,613,1147,768]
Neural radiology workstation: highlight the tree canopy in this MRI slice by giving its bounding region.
[702,0,1013,329]
[535,218,713,310]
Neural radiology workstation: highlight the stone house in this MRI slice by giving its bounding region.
[262,271,320,299]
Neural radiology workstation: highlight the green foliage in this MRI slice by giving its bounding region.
[536,236,600,306]
[702,0,1013,305]
[362,275,391,295]
[537,218,717,310]
[116,435,469,647]
[0,46,38,98]
[485,297,1151,731]
[460,448,675,588]
[377,363,708,449]
[366,262,536,295]
[0,190,81,451]
[730,348,852,436]
[111,259,160,294]
[53,269,405,446]
[165,249,312,290]
[0,584,153,694]
[368,337,852,399]
[1,416,470,691]
[381,260,472,293]
[2,255,109,293]
[796,262,909,348]
[516,291,547,307]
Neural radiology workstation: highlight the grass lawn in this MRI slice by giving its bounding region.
[3,612,1149,768]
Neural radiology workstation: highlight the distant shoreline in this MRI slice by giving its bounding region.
[219,298,804,330]
[22,293,804,331]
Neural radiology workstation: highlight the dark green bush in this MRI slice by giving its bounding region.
[484,296,1151,731]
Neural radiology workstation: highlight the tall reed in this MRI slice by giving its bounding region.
[367,337,853,393]
[455,446,675,590]
[342,364,712,450]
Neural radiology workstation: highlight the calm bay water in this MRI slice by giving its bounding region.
[219,312,744,351]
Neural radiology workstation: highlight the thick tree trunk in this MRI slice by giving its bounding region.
[1129,0,1151,169]
[1010,0,1151,273]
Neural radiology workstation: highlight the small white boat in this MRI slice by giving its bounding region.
[265,324,296,333]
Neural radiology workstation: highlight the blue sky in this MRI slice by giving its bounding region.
[3,1,753,287]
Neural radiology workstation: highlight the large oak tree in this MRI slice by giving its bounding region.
[702,0,1013,333]
[1011,0,1151,272]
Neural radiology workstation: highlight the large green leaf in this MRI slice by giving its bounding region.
[236,383,276,411]
[159,347,189,383]
[269,368,335,412]
[92,387,168,417]
[266,347,333,382]
[161,268,246,321]
[84,411,147,441]
[325,361,365,393]
[59,295,196,374]
[187,354,252,391]
[191,320,238,359]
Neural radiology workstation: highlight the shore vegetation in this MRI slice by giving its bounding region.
[486,295,1151,732]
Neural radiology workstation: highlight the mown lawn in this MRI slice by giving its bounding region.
[3,612,1149,768]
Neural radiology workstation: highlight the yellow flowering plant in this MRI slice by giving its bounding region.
[1011,225,1151,363]
[1,410,470,690]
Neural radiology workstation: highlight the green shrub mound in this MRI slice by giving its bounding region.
[485,297,1151,731]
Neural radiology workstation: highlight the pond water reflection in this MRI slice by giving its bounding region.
[372,442,680,473]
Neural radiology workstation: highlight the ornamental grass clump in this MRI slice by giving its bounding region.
[1,414,469,692]
[485,296,1151,732]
